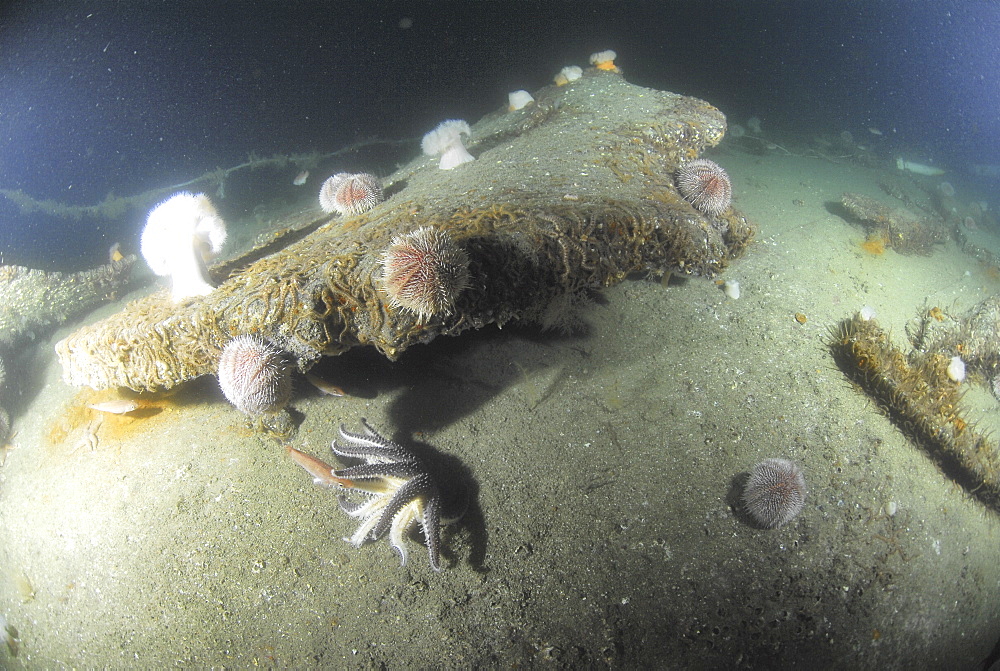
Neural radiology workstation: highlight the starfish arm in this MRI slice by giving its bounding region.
[346,515,381,547]
[338,494,386,519]
[370,473,434,541]
[388,503,421,567]
[333,463,422,482]
[421,494,443,572]
[341,499,384,547]
[333,419,414,462]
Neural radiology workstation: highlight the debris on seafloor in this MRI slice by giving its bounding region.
[56,69,755,394]
[907,296,1000,402]
[829,298,1000,511]
[0,255,136,441]
[840,192,948,255]
[0,257,136,350]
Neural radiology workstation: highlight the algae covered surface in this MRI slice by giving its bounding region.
[55,72,750,392]
[1,72,1000,668]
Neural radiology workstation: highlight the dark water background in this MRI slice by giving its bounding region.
[1,1,997,270]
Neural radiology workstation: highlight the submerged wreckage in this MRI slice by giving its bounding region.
[56,70,754,392]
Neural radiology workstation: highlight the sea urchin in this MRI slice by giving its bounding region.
[742,458,806,529]
[319,172,384,216]
[380,227,470,321]
[675,158,732,217]
[218,335,292,417]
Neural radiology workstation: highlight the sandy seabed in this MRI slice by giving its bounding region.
[1,148,999,669]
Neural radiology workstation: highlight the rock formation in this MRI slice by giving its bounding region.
[57,71,754,392]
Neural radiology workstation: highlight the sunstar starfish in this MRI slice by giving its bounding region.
[287,418,445,571]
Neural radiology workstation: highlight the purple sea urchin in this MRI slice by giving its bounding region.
[742,458,806,528]
[676,158,732,217]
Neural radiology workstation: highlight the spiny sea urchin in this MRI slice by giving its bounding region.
[742,458,807,528]
[676,158,732,217]
[218,335,292,416]
[380,227,470,321]
[319,173,384,215]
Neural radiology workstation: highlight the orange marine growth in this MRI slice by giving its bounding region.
[589,50,619,72]
[860,234,886,255]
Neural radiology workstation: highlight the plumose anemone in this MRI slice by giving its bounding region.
[140,192,227,302]
[554,65,583,86]
[508,90,534,111]
[421,120,475,170]
[589,50,619,72]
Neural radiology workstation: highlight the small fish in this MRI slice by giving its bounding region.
[88,399,141,414]
[896,157,945,176]
[0,613,19,657]
[109,241,124,263]
[867,127,883,136]
[292,170,309,186]
[285,445,354,488]
[305,373,346,397]
[13,570,33,603]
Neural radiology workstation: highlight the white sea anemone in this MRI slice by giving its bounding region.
[589,50,618,71]
[723,279,740,300]
[947,355,966,383]
[508,90,534,111]
[421,119,475,170]
[140,192,227,302]
[859,305,877,321]
[554,65,583,86]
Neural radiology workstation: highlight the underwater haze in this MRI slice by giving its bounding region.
[2,1,1000,668]
[0,1,998,268]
